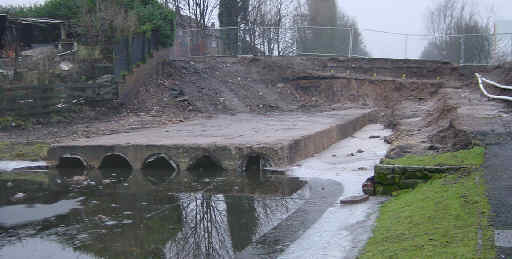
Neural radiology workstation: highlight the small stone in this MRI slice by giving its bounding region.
[358,167,369,171]
[332,154,337,157]
[384,136,392,144]
[357,149,365,153]
[347,153,355,157]
[362,176,375,195]
[369,135,381,139]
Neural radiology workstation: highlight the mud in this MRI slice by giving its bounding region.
[2,57,512,158]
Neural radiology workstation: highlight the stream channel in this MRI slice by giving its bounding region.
[0,124,390,259]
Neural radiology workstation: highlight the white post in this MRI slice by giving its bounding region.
[348,28,353,58]
[460,35,465,65]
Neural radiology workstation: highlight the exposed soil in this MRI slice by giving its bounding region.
[1,56,512,158]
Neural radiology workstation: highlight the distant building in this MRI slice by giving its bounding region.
[0,14,68,58]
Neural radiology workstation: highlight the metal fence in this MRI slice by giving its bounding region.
[173,26,357,58]
[173,26,512,65]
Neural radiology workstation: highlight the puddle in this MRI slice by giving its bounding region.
[0,167,332,259]
[0,124,391,259]
[0,161,47,172]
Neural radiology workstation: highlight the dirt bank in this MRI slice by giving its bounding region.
[1,57,511,158]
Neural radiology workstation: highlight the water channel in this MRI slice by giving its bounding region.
[0,124,391,259]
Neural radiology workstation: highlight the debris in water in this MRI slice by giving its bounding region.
[340,195,370,204]
[11,193,26,202]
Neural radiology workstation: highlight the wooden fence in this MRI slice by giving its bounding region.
[0,83,118,116]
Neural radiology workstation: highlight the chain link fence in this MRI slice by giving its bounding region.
[173,26,354,58]
[172,26,512,65]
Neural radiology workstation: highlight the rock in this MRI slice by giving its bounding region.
[6,182,13,188]
[369,135,381,139]
[340,194,370,204]
[71,176,88,184]
[59,61,73,71]
[362,176,375,195]
[332,154,337,157]
[347,153,355,157]
[383,136,393,144]
[357,149,365,153]
[11,193,26,202]
[95,74,113,84]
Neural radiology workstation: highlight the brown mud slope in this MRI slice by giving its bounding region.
[2,57,512,158]
[133,57,512,157]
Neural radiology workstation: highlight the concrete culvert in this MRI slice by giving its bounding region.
[244,154,272,181]
[245,155,263,180]
[99,154,133,169]
[57,155,86,169]
[142,154,178,184]
[187,155,225,178]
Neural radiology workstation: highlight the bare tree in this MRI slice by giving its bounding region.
[421,0,492,64]
[179,0,219,29]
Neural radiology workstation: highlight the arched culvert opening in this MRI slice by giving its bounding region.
[142,154,178,185]
[99,153,133,169]
[187,155,225,178]
[99,153,133,182]
[57,155,87,178]
[243,154,272,181]
[57,155,87,169]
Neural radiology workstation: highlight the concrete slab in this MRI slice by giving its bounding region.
[48,109,375,173]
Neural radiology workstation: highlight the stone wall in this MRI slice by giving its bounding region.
[374,164,467,195]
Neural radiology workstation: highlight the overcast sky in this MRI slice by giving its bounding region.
[2,0,511,58]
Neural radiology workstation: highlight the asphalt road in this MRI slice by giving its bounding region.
[483,142,512,258]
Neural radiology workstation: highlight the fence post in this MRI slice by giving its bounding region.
[295,26,299,56]
[348,28,353,58]
[404,35,408,59]
[460,35,465,65]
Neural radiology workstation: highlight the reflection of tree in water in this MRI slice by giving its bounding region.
[226,196,259,252]
[166,193,233,259]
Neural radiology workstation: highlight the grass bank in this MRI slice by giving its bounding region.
[382,146,485,167]
[360,147,495,258]
[0,142,50,161]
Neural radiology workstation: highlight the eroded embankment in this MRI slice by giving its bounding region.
[150,57,512,158]
[2,57,512,155]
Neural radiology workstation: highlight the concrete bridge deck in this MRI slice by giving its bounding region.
[48,109,375,175]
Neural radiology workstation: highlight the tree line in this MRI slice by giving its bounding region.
[169,0,370,56]
[0,0,176,47]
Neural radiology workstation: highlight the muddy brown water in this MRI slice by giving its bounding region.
[0,167,342,259]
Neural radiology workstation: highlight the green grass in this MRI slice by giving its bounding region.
[0,172,49,184]
[0,142,50,161]
[382,147,485,167]
[360,170,495,258]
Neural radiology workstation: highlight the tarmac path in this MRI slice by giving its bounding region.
[483,142,512,258]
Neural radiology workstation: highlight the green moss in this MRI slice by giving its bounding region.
[360,170,495,258]
[382,147,485,167]
[0,142,50,161]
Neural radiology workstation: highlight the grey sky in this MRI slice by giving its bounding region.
[1,0,511,58]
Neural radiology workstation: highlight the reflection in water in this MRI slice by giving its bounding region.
[0,168,311,259]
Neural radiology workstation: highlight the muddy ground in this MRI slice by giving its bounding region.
[1,56,512,159]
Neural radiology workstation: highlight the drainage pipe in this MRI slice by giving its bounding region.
[475,73,512,102]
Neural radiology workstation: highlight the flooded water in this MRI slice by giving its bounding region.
[0,167,341,259]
